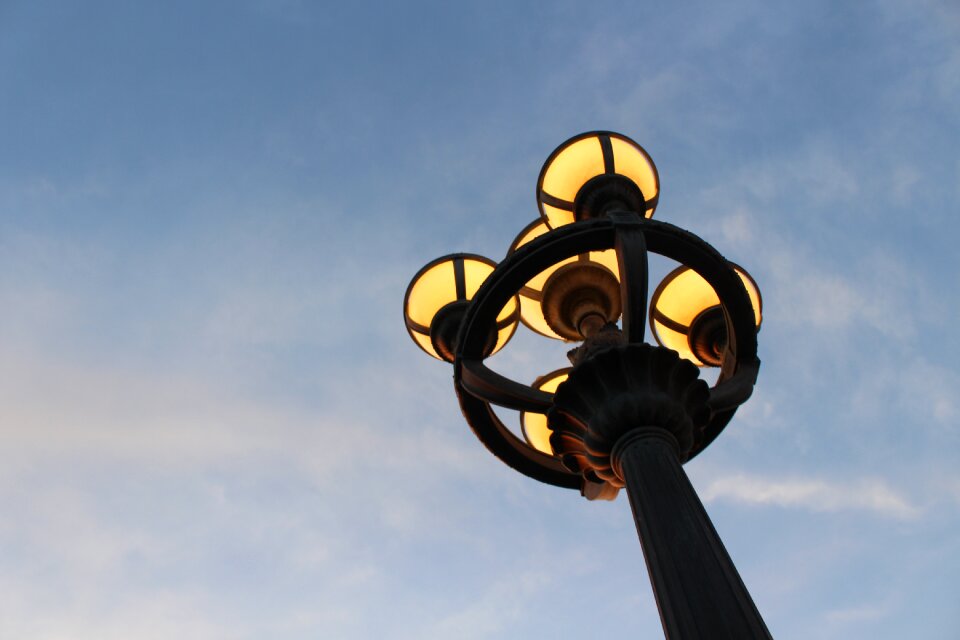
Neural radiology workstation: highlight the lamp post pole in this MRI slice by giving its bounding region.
[617,431,772,638]
[403,131,772,639]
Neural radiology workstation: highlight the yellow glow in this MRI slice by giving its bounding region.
[411,331,441,360]
[609,137,658,215]
[542,203,574,228]
[462,259,491,298]
[653,319,704,366]
[523,413,553,455]
[541,137,605,202]
[516,296,556,338]
[656,268,720,326]
[406,260,457,328]
[590,248,619,276]
[498,297,519,323]
[521,370,569,455]
[494,323,516,353]
[525,259,570,291]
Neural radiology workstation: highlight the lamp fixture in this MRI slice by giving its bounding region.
[401,131,771,640]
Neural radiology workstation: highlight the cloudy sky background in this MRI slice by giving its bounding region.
[1,1,959,638]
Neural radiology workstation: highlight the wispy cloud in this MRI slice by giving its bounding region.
[824,601,892,624]
[700,473,920,519]
[848,355,960,427]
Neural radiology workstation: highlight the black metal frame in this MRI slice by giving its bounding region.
[451,214,760,490]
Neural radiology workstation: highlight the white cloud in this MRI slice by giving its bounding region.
[700,473,920,519]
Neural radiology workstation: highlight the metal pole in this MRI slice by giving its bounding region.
[612,429,774,640]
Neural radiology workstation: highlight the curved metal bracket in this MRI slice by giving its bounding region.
[460,359,552,413]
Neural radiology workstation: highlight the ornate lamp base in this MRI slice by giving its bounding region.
[549,344,773,640]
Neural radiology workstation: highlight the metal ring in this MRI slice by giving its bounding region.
[453,216,759,488]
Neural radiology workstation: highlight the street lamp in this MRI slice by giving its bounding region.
[402,131,771,639]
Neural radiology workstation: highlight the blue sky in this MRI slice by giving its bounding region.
[1,1,958,638]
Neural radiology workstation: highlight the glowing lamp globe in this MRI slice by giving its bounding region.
[507,219,621,341]
[649,264,762,367]
[520,368,570,455]
[537,131,660,228]
[403,254,520,362]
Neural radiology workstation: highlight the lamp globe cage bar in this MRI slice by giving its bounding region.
[402,131,772,640]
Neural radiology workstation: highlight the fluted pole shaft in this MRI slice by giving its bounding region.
[613,429,773,640]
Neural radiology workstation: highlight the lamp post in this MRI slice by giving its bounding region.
[403,131,771,639]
